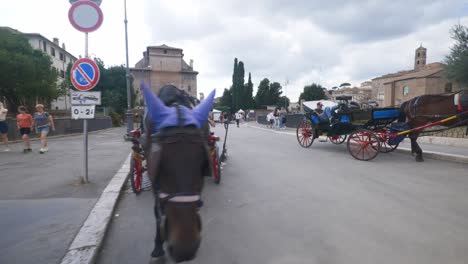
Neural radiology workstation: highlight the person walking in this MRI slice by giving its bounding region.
[235,112,241,128]
[16,106,33,153]
[33,104,55,154]
[0,102,10,151]
[273,108,280,129]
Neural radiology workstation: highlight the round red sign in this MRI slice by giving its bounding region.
[68,1,104,33]
[71,58,101,91]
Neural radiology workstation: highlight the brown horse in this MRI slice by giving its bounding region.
[399,90,468,162]
[141,82,215,263]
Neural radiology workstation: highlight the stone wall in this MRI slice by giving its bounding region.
[4,116,113,141]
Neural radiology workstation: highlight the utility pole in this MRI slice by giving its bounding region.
[124,0,133,135]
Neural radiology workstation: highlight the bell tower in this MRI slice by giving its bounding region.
[414,45,427,70]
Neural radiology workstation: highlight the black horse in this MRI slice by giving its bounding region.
[399,90,468,162]
[141,82,215,263]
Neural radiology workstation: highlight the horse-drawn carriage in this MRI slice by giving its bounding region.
[297,94,468,161]
[297,96,403,160]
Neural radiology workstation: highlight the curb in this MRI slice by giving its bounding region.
[396,147,468,164]
[247,124,468,164]
[60,153,131,264]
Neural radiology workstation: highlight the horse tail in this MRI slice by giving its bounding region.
[398,101,408,123]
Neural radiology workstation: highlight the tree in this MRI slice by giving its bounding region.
[445,24,468,86]
[299,83,327,101]
[244,72,255,109]
[0,28,58,113]
[254,78,283,108]
[219,88,232,110]
[277,96,290,109]
[237,61,245,109]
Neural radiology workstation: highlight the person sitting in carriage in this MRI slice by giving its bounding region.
[314,102,335,123]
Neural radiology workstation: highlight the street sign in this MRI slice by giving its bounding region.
[68,0,103,33]
[71,91,101,105]
[71,58,100,91]
[69,0,102,6]
[72,105,96,119]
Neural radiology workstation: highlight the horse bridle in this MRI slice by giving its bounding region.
[151,126,206,209]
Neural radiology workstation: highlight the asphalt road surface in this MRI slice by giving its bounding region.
[0,128,130,264]
[98,123,468,264]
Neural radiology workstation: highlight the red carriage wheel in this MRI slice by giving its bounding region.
[212,148,221,184]
[329,135,347,145]
[347,129,381,161]
[129,156,143,194]
[296,119,314,148]
[373,128,399,153]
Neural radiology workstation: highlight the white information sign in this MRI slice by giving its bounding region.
[71,91,101,105]
[72,105,96,119]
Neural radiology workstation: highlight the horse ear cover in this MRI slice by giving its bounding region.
[141,81,171,126]
[192,89,216,127]
[141,81,216,128]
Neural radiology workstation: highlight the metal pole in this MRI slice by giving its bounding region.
[124,0,133,135]
[83,32,89,183]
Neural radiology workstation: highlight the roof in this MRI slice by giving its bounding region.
[383,67,444,84]
[21,32,78,60]
[148,44,182,51]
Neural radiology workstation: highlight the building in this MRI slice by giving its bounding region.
[131,44,198,102]
[372,45,462,107]
[23,33,78,110]
[330,86,372,104]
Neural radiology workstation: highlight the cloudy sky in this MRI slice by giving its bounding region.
[2,0,467,101]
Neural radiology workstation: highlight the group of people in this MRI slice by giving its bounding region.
[0,102,55,154]
[266,108,287,129]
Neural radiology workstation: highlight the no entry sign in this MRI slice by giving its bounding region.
[68,0,103,33]
[71,58,100,91]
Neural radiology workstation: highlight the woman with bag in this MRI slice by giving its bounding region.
[33,104,55,154]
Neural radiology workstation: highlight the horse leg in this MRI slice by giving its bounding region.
[409,133,424,162]
[150,203,166,263]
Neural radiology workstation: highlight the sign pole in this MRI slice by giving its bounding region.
[83,32,89,183]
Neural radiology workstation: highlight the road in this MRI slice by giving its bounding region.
[0,128,130,264]
[98,123,468,264]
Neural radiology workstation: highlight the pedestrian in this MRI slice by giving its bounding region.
[266,112,274,128]
[33,104,55,154]
[273,108,280,129]
[280,109,287,129]
[16,106,33,153]
[235,112,241,128]
[0,102,10,151]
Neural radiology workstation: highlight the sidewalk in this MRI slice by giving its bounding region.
[0,128,131,264]
[248,122,468,163]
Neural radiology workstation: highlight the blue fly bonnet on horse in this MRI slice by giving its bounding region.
[141,81,215,133]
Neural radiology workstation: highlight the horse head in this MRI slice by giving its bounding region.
[141,82,215,262]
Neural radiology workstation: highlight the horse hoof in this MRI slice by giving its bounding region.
[416,156,424,162]
[149,256,167,264]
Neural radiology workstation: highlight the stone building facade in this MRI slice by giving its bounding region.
[131,44,198,101]
[372,46,462,107]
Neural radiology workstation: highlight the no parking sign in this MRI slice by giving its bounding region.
[71,58,100,91]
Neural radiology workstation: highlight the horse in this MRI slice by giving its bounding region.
[140,82,215,263]
[398,90,468,162]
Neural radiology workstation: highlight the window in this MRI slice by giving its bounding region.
[417,61,420,65]
[188,85,192,92]
[417,52,420,57]
[60,70,65,78]
[403,86,409,96]
[60,53,64,61]
[42,41,47,52]
[164,49,167,54]
[51,47,55,57]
